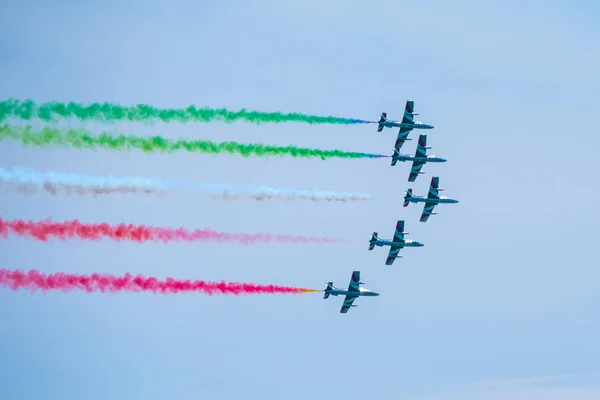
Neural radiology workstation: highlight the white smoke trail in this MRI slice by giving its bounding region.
[0,167,374,202]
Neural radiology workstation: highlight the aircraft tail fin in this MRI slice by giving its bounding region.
[377,112,386,132]
[368,232,378,250]
[403,189,412,207]
[391,148,399,166]
[324,281,334,299]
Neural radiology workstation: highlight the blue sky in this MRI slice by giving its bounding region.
[1,0,599,399]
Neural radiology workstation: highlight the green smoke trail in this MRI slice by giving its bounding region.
[0,99,372,125]
[0,125,388,160]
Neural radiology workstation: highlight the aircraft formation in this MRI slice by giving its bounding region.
[0,98,458,315]
[327,101,459,313]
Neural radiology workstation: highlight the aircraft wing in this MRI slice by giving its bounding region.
[420,203,437,222]
[384,221,405,265]
[385,245,403,265]
[346,270,361,292]
[401,101,415,125]
[408,160,425,182]
[394,127,412,150]
[419,177,440,221]
[414,134,428,158]
[340,271,361,313]
[340,295,358,313]
[392,220,405,243]
[427,177,440,199]
[408,135,428,182]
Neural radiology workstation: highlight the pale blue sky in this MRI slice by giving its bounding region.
[1,1,599,399]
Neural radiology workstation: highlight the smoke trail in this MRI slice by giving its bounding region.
[0,98,374,125]
[0,217,349,244]
[0,167,374,202]
[210,186,373,202]
[0,167,167,197]
[0,181,166,197]
[0,268,321,295]
[0,125,388,160]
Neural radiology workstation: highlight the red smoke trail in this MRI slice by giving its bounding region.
[0,217,347,244]
[0,269,320,295]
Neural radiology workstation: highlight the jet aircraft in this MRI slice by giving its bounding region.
[391,134,447,182]
[324,270,379,314]
[368,220,424,265]
[377,101,434,151]
[404,177,459,222]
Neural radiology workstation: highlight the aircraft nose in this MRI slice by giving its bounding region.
[373,292,380,296]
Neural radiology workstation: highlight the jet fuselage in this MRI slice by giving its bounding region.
[327,288,380,297]
[391,154,447,163]
[371,239,424,248]
[383,121,434,129]
[408,196,459,205]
